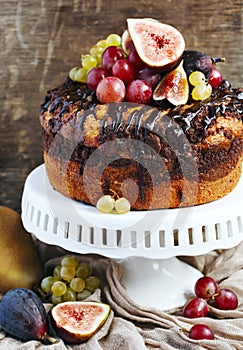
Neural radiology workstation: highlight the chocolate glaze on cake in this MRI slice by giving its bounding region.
[40,78,243,210]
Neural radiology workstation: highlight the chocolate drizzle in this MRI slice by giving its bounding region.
[40,78,243,202]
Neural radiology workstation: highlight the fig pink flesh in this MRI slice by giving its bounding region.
[127,18,185,68]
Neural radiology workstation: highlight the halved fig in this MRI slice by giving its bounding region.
[121,30,134,55]
[51,301,110,344]
[153,60,189,105]
[127,18,185,71]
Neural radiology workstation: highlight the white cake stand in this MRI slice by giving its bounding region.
[21,164,243,310]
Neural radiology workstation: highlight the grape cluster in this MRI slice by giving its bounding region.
[182,275,238,340]
[96,195,131,214]
[69,31,162,105]
[86,44,155,104]
[189,71,213,101]
[40,256,100,305]
[189,68,223,101]
[69,33,122,83]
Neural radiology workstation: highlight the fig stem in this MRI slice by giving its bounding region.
[42,333,57,344]
[212,57,226,64]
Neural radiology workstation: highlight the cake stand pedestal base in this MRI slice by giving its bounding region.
[119,256,202,310]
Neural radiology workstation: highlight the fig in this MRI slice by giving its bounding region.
[0,288,56,343]
[121,29,134,55]
[127,18,185,71]
[121,19,159,55]
[51,301,110,344]
[153,60,189,105]
[182,50,225,78]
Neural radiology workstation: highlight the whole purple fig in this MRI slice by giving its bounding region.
[0,288,56,343]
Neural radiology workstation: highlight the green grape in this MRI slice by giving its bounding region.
[53,265,61,278]
[70,277,85,292]
[69,67,79,81]
[76,262,93,279]
[106,33,121,46]
[62,287,77,302]
[90,45,103,57]
[90,46,104,65]
[189,71,206,86]
[75,67,88,83]
[192,84,212,101]
[61,255,78,268]
[60,265,76,282]
[81,54,97,70]
[40,276,57,293]
[69,67,87,83]
[51,294,62,305]
[115,197,131,214]
[51,281,67,296]
[85,276,100,292]
[96,39,107,48]
[77,289,91,301]
[96,195,115,213]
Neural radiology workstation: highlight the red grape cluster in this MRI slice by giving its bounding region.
[86,46,160,105]
[182,276,238,340]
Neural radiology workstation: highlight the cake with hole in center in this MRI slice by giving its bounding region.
[39,18,243,211]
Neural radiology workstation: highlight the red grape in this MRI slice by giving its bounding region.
[128,49,146,70]
[183,297,208,318]
[137,67,161,89]
[112,59,137,84]
[86,67,109,90]
[96,76,126,103]
[194,276,218,300]
[102,46,124,71]
[214,288,238,310]
[126,79,152,104]
[208,67,223,89]
[189,324,214,340]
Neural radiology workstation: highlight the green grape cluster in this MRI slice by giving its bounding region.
[189,71,212,101]
[40,256,100,305]
[69,33,122,83]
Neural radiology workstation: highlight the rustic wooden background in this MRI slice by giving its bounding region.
[1,0,243,212]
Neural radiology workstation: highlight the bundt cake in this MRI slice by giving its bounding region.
[39,18,243,211]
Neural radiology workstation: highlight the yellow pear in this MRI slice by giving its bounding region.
[0,206,43,293]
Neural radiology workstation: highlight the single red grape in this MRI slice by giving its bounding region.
[126,79,152,104]
[96,76,126,103]
[208,67,223,89]
[214,288,238,310]
[194,276,218,300]
[137,67,161,89]
[102,46,124,71]
[189,324,215,340]
[128,49,146,70]
[112,59,137,84]
[183,297,208,318]
[86,67,109,90]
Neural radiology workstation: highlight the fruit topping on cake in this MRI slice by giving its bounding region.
[69,18,225,107]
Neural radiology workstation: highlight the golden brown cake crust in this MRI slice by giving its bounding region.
[40,78,243,210]
[44,151,242,209]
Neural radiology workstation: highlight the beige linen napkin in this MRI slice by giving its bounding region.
[0,241,243,349]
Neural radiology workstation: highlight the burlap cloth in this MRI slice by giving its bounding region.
[0,240,243,350]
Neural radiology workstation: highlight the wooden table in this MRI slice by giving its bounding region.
[1,0,242,212]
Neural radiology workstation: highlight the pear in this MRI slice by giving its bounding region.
[0,206,43,293]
